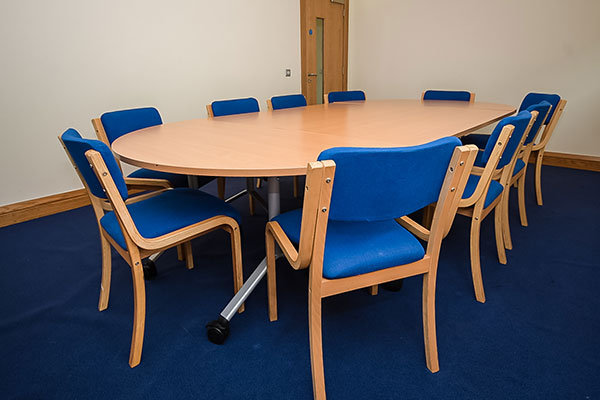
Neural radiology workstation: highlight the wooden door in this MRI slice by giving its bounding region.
[301,0,349,105]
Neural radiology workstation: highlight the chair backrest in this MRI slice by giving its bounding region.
[98,107,162,144]
[269,94,307,110]
[317,137,462,222]
[518,93,561,125]
[327,90,366,104]
[60,129,129,201]
[422,90,475,102]
[480,111,532,169]
[208,97,260,117]
[522,101,552,145]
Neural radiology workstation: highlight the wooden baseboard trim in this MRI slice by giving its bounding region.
[1,151,599,228]
[0,189,90,228]
[529,151,600,172]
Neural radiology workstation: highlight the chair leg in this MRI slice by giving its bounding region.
[368,285,378,296]
[517,175,528,226]
[98,235,112,311]
[495,205,507,264]
[501,189,513,251]
[309,288,327,400]
[183,241,194,270]
[422,271,439,373]
[293,176,299,198]
[176,244,184,261]
[266,230,278,321]
[217,177,226,200]
[128,251,147,368]
[535,151,544,206]
[246,178,255,216]
[469,215,486,303]
[228,225,245,314]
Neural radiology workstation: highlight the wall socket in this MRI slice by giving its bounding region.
[285,69,291,77]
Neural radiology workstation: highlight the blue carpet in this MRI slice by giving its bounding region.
[1,168,599,399]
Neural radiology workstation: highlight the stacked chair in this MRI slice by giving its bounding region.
[265,137,478,399]
[59,129,244,368]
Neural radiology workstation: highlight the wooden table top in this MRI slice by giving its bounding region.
[112,99,516,177]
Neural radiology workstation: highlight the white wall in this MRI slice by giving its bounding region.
[348,0,600,157]
[0,0,301,206]
[2,0,599,207]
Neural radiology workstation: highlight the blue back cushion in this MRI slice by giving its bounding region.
[61,129,128,200]
[211,97,260,117]
[423,90,472,102]
[271,94,307,110]
[519,93,561,125]
[100,107,162,144]
[317,137,461,222]
[480,111,532,169]
[523,101,552,145]
[328,90,366,103]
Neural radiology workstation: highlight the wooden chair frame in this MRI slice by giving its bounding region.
[266,145,477,399]
[502,106,553,250]
[421,90,475,103]
[456,113,537,303]
[530,99,567,205]
[59,136,243,368]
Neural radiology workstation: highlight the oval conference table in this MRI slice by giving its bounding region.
[112,99,516,343]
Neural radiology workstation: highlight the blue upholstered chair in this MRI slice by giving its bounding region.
[207,97,260,117]
[464,102,551,252]
[92,107,215,190]
[268,93,307,110]
[325,90,366,104]
[265,138,478,398]
[461,93,566,206]
[58,129,244,368]
[206,97,263,215]
[456,111,535,303]
[422,90,475,102]
[266,94,308,197]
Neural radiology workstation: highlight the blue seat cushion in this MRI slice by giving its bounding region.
[127,169,214,188]
[462,175,503,208]
[100,188,241,250]
[513,159,526,176]
[461,133,490,150]
[272,209,425,279]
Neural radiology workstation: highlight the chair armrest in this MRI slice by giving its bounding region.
[266,221,309,270]
[396,216,430,242]
[125,177,172,189]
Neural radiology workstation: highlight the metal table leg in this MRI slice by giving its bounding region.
[206,177,281,344]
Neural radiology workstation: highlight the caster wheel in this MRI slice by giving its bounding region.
[383,279,404,292]
[142,259,157,281]
[206,316,230,344]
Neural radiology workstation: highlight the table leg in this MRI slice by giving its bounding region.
[206,177,282,344]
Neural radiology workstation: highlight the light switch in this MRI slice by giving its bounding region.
[285,69,291,77]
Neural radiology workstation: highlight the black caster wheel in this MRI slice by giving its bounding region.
[383,279,404,292]
[142,259,157,281]
[206,316,230,345]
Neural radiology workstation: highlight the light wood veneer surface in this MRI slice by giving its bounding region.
[112,100,515,177]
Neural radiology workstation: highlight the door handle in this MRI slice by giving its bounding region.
[307,73,318,77]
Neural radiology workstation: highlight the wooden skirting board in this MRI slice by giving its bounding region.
[0,189,89,228]
[529,151,600,172]
[1,151,599,228]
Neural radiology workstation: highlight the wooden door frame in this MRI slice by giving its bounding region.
[300,0,349,105]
